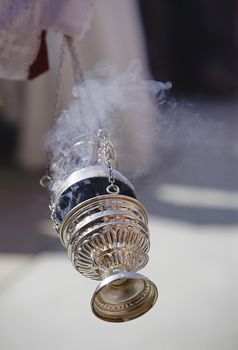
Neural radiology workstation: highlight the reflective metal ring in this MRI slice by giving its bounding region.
[40,175,52,188]
[106,184,120,194]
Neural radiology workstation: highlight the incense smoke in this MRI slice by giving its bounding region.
[46,61,223,194]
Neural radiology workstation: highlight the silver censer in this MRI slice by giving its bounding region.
[41,130,158,322]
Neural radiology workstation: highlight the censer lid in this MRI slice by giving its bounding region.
[91,271,158,322]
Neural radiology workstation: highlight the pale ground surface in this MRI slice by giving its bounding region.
[0,217,238,350]
[0,99,238,349]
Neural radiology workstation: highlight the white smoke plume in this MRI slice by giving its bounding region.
[46,61,223,195]
[46,61,171,193]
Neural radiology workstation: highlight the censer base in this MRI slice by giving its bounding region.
[91,271,158,322]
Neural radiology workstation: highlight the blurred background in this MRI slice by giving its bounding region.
[0,0,238,349]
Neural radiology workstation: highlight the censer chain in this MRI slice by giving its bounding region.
[98,129,120,194]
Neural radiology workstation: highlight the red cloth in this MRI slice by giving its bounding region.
[28,30,49,80]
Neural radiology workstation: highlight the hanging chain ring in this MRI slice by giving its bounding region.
[106,184,120,194]
[40,175,52,188]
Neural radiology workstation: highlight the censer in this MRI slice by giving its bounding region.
[41,36,158,322]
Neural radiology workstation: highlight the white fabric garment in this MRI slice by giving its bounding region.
[0,0,42,79]
[0,0,153,174]
[41,0,95,38]
[17,0,154,173]
[0,0,95,80]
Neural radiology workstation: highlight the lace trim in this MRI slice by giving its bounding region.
[0,0,95,80]
[0,0,42,79]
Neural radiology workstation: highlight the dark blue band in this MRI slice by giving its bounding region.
[55,177,136,223]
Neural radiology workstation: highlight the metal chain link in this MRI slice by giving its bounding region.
[54,35,84,120]
[53,35,66,121]
[41,34,83,190]
[64,35,84,85]
[40,35,67,191]
[98,129,119,194]
[40,35,88,229]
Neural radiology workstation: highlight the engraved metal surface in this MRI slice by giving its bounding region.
[59,194,150,280]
